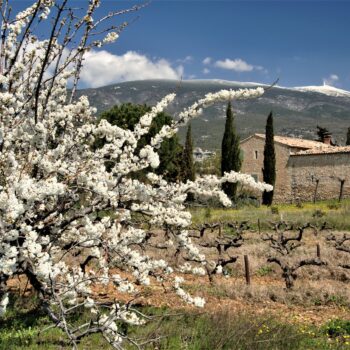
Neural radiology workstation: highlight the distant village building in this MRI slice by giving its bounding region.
[193,147,216,162]
[240,133,350,203]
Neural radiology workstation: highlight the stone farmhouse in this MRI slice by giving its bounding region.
[240,133,350,203]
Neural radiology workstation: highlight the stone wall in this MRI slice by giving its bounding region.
[240,136,293,203]
[288,153,350,202]
[240,135,350,203]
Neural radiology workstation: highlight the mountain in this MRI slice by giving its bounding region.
[294,84,350,98]
[76,79,350,150]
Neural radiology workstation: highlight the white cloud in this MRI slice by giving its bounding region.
[255,65,265,72]
[202,57,212,65]
[323,74,339,86]
[214,58,257,72]
[203,68,210,74]
[79,50,183,88]
[176,64,184,79]
[177,55,193,64]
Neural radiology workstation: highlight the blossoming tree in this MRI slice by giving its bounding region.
[0,0,272,348]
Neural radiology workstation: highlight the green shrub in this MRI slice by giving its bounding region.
[325,294,348,307]
[327,203,341,210]
[204,207,212,220]
[323,319,350,338]
[271,206,279,215]
[295,199,304,208]
[312,209,326,218]
[256,265,274,277]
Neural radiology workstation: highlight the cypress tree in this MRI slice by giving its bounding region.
[183,124,195,201]
[262,111,276,205]
[221,101,241,200]
[346,127,350,146]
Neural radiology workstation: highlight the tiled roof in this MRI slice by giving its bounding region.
[291,146,350,156]
[254,133,331,149]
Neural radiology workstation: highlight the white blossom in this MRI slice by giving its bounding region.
[103,32,119,44]
[0,1,271,348]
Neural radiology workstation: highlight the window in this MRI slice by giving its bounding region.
[254,150,258,159]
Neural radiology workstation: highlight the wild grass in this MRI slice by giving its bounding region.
[190,198,350,230]
[3,200,350,349]
[1,297,349,350]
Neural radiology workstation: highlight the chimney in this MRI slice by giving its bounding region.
[323,134,332,145]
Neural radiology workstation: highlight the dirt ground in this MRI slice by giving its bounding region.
[7,225,350,328]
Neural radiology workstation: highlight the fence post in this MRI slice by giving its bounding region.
[313,179,319,204]
[258,219,261,235]
[244,255,251,285]
[339,180,345,203]
[316,243,321,258]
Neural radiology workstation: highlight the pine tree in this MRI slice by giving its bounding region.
[96,103,183,182]
[316,125,336,145]
[316,125,331,142]
[221,101,241,200]
[183,124,195,201]
[262,112,276,205]
[346,127,350,146]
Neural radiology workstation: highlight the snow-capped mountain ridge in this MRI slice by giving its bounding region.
[185,81,350,98]
[186,79,270,87]
[294,84,350,98]
[76,79,350,150]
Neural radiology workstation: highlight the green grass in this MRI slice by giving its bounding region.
[3,198,350,349]
[0,295,110,350]
[190,198,350,231]
[1,296,349,350]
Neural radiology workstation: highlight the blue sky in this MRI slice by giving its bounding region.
[12,1,350,89]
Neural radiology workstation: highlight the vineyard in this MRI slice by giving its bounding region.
[2,202,350,349]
